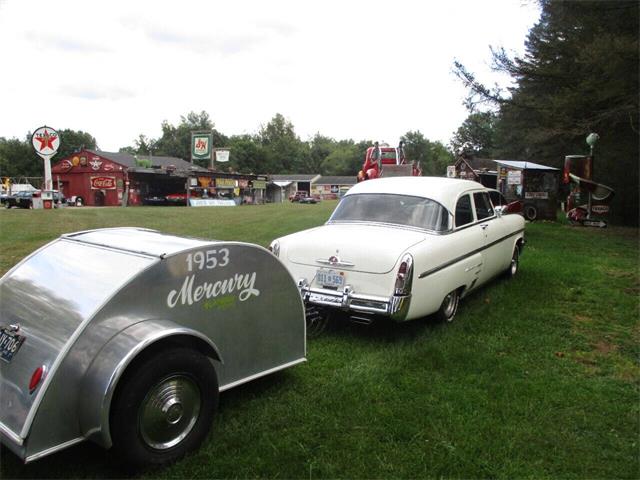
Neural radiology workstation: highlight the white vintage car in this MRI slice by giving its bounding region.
[270,177,525,332]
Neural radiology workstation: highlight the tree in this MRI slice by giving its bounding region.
[453,0,639,224]
[258,114,306,173]
[450,112,497,157]
[0,136,38,178]
[56,129,98,159]
[401,131,454,176]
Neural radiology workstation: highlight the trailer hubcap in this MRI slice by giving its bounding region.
[139,374,201,450]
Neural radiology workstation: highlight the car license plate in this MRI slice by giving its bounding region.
[317,269,345,288]
[0,327,26,363]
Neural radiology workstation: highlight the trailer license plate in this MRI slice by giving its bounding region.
[0,328,26,363]
[317,269,344,288]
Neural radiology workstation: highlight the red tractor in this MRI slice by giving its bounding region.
[357,141,421,182]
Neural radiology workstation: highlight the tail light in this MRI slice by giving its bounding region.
[394,254,414,295]
[29,365,47,394]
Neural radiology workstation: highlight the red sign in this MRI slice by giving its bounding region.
[90,176,116,190]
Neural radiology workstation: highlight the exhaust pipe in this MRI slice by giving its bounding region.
[349,314,374,325]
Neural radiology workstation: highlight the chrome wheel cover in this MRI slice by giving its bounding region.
[139,374,201,450]
[442,292,458,320]
[511,250,519,276]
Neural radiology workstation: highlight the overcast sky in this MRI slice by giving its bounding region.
[0,0,540,152]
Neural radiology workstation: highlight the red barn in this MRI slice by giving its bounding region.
[51,150,197,206]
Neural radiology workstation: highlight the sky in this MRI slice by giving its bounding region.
[0,0,541,152]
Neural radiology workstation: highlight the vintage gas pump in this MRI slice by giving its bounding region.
[563,133,615,227]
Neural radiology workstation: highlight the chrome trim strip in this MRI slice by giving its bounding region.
[418,228,525,279]
[0,421,23,445]
[25,437,85,463]
[218,358,307,393]
[315,259,355,267]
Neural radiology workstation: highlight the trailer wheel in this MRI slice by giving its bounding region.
[110,347,218,468]
[435,289,460,323]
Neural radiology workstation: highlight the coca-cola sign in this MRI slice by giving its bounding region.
[90,176,116,190]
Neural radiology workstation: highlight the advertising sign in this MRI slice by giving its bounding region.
[215,149,230,163]
[507,171,522,185]
[446,165,456,178]
[191,132,212,161]
[252,180,266,189]
[90,176,117,190]
[32,126,60,157]
[524,192,549,199]
[216,178,237,188]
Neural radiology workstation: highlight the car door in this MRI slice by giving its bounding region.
[450,193,485,292]
[473,191,509,283]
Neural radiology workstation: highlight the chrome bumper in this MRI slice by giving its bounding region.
[297,279,411,322]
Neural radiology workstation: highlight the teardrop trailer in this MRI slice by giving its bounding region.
[0,228,306,467]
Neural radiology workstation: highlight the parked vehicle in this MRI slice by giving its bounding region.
[356,141,421,182]
[270,177,525,334]
[487,189,523,215]
[0,228,305,467]
[4,191,35,209]
[165,192,188,205]
[299,196,319,204]
[289,191,309,202]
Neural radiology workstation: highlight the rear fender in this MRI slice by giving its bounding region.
[79,319,222,449]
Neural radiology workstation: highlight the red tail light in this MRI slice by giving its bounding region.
[394,254,414,295]
[29,365,46,394]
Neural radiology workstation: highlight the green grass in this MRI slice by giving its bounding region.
[0,205,638,479]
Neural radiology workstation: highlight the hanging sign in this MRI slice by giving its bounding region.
[215,149,230,163]
[507,171,522,185]
[191,132,212,161]
[216,178,237,188]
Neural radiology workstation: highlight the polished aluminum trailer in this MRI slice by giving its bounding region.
[0,228,306,467]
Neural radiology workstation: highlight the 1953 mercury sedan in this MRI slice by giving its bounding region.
[270,177,525,332]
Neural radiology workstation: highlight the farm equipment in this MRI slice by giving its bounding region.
[357,141,421,182]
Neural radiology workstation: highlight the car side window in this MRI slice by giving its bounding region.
[455,194,474,227]
[474,192,495,220]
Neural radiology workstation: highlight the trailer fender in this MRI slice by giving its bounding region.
[79,318,223,449]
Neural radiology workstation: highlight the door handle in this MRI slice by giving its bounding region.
[480,224,489,230]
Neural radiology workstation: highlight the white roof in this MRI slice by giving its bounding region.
[273,181,292,187]
[345,176,484,212]
[494,160,558,170]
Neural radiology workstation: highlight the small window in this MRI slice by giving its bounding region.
[455,195,473,227]
[474,192,495,220]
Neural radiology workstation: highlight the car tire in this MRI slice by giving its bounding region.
[75,197,84,207]
[435,289,460,323]
[523,204,538,221]
[4,202,10,209]
[505,245,520,278]
[110,347,218,469]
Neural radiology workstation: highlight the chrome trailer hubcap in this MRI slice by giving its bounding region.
[139,375,201,450]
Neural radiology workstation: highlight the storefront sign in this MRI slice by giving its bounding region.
[191,132,212,161]
[90,176,117,190]
[524,191,548,199]
[190,198,237,207]
[216,178,237,188]
[252,180,266,189]
[507,171,522,185]
[198,176,213,188]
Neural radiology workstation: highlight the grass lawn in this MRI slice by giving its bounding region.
[0,203,638,479]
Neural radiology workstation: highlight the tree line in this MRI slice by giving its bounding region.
[452,0,638,225]
[0,112,454,180]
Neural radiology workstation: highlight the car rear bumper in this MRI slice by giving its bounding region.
[297,279,411,321]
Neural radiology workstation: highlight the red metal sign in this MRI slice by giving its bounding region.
[90,176,116,190]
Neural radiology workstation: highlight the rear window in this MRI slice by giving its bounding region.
[329,194,450,231]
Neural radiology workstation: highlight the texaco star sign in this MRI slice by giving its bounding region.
[31,126,60,192]
[32,126,60,157]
